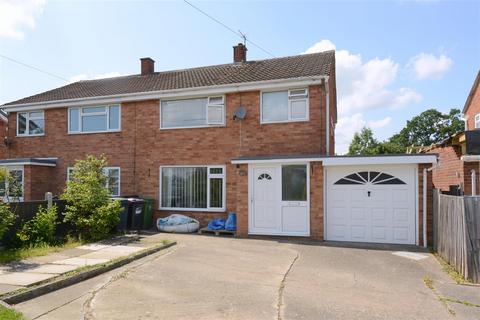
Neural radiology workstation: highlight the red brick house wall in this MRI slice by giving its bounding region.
[0,118,7,159]
[428,144,465,192]
[464,72,480,130]
[4,85,328,218]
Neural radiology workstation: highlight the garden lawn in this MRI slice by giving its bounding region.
[0,240,83,264]
[0,304,25,320]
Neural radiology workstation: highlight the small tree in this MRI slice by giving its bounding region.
[0,168,17,242]
[61,155,121,241]
[17,205,58,247]
[348,127,382,155]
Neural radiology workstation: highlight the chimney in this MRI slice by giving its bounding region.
[140,57,155,75]
[233,43,247,63]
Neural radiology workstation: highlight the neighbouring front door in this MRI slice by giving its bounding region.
[249,164,310,236]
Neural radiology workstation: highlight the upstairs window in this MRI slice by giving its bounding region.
[475,114,480,129]
[68,105,120,133]
[17,111,44,136]
[160,96,225,129]
[261,88,309,123]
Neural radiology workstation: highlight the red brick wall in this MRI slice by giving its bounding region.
[418,164,433,247]
[429,144,465,192]
[6,86,327,221]
[428,144,479,195]
[310,162,324,240]
[23,165,55,201]
[0,119,7,159]
[465,80,480,130]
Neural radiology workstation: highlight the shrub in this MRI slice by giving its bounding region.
[17,205,58,247]
[0,202,16,240]
[61,155,121,241]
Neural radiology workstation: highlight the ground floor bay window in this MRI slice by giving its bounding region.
[160,166,225,211]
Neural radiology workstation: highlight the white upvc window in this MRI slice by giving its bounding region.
[261,88,309,123]
[17,111,45,136]
[160,165,226,211]
[160,96,225,129]
[0,166,24,202]
[68,105,121,134]
[67,166,121,197]
[475,113,480,129]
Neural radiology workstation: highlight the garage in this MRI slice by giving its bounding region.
[325,164,417,245]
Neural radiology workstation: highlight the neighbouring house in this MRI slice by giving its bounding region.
[0,44,436,246]
[426,70,480,196]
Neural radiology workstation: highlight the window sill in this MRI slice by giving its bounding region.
[68,130,121,135]
[16,134,45,137]
[159,124,226,130]
[159,207,226,213]
[260,119,309,125]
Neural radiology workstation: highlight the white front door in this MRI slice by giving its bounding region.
[326,165,416,245]
[249,164,310,236]
[251,167,278,233]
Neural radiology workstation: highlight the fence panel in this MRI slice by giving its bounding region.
[2,200,68,246]
[464,197,480,282]
[434,189,480,283]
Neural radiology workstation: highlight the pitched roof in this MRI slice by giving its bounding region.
[463,70,480,113]
[3,51,335,107]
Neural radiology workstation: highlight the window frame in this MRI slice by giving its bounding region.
[0,166,24,202]
[159,95,226,130]
[68,105,121,134]
[260,88,309,124]
[67,166,121,197]
[475,113,480,129]
[159,165,226,212]
[16,110,45,137]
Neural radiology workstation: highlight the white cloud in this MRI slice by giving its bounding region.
[303,39,336,54]
[368,116,392,129]
[69,72,125,83]
[409,53,453,80]
[335,113,366,155]
[303,40,422,116]
[0,0,46,39]
[335,114,393,155]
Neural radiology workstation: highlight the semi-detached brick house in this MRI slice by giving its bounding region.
[0,44,436,246]
[426,70,480,196]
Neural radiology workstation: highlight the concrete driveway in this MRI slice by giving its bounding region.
[15,233,470,319]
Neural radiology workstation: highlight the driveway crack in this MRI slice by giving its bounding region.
[82,246,177,320]
[277,251,299,320]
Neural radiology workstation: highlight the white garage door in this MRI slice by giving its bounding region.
[326,165,417,245]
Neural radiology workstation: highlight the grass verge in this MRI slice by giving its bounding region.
[0,240,83,264]
[433,252,471,284]
[0,304,25,320]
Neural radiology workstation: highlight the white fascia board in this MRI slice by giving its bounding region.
[321,155,438,166]
[231,158,322,164]
[461,155,480,162]
[2,76,326,112]
[231,155,438,165]
[1,162,56,167]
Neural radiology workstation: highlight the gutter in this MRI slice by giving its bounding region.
[2,76,327,112]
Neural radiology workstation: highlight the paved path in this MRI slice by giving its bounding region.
[13,234,480,319]
[0,235,156,296]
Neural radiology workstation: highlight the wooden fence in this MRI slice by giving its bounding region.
[2,200,69,246]
[433,189,480,283]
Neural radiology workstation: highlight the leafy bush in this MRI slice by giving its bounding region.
[17,205,58,247]
[0,202,16,240]
[61,155,121,241]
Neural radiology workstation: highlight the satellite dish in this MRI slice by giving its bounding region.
[233,106,247,120]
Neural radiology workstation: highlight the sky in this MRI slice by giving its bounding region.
[0,0,479,154]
